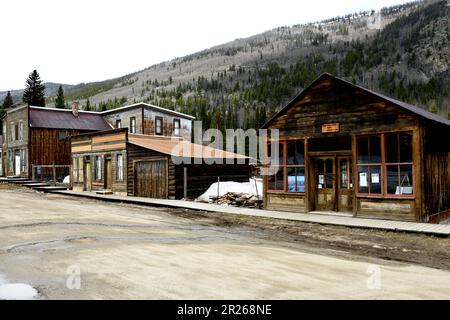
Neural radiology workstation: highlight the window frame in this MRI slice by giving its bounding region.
[18,121,23,141]
[155,116,163,135]
[95,156,102,181]
[356,131,415,199]
[173,118,180,136]
[116,119,122,129]
[266,140,306,193]
[129,117,136,134]
[116,154,124,181]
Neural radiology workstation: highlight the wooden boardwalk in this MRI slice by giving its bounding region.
[49,190,450,237]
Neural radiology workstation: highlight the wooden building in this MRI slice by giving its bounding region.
[0,135,3,176]
[262,73,450,222]
[0,104,111,178]
[71,129,251,199]
[101,102,194,141]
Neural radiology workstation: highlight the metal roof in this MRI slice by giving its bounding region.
[101,102,196,120]
[263,73,450,128]
[128,134,248,160]
[29,106,112,131]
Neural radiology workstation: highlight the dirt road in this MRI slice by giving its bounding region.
[0,187,449,299]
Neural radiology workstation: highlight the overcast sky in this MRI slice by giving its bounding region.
[0,0,411,91]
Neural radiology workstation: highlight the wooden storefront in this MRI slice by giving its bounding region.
[71,129,251,199]
[262,73,450,222]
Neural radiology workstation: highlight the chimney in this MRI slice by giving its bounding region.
[72,101,80,117]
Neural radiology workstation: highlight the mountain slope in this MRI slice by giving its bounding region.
[2,0,448,125]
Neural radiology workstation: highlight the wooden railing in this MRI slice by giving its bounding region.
[30,165,71,184]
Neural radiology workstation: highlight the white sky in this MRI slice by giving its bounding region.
[0,0,411,91]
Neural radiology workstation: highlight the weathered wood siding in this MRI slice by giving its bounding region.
[71,130,127,195]
[126,143,176,198]
[424,151,450,217]
[31,128,82,166]
[268,77,420,140]
[264,75,427,221]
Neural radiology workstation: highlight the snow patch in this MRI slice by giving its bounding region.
[0,275,38,300]
[63,175,70,184]
[197,178,263,203]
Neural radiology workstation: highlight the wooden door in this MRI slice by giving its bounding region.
[105,159,112,190]
[337,157,353,213]
[315,157,336,211]
[134,159,168,199]
[84,162,91,191]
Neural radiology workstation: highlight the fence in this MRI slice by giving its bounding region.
[30,165,71,184]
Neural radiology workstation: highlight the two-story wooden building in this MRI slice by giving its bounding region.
[263,73,450,223]
[1,104,111,178]
[101,102,194,140]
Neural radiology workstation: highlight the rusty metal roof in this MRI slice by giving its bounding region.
[128,134,248,160]
[263,73,450,128]
[29,106,112,131]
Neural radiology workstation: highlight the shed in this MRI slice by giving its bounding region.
[71,129,251,199]
[262,73,450,222]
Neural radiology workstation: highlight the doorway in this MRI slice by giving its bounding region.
[14,154,21,176]
[104,158,112,190]
[314,156,353,213]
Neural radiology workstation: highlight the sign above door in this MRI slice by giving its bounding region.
[322,123,340,133]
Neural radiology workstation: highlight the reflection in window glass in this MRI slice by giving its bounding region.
[287,141,304,165]
[287,167,305,192]
[325,159,333,189]
[399,134,413,163]
[358,137,369,164]
[369,136,381,163]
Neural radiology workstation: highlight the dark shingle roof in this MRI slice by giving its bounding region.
[30,107,112,131]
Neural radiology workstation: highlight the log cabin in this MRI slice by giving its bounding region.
[262,73,450,223]
[70,129,251,199]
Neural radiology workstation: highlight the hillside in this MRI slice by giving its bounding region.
[2,0,449,127]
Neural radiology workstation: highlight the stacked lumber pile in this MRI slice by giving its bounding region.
[210,192,263,208]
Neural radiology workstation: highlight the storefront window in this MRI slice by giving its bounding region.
[268,140,305,193]
[95,156,102,180]
[357,136,382,194]
[385,133,413,195]
[117,154,124,181]
[357,132,413,197]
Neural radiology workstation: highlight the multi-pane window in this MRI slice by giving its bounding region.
[117,154,123,181]
[18,121,23,141]
[129,117,136,133]
[116,120,122,129]
[267,140,305,193]
[10,123,15,141]
[386,133,413,195]
[95,156,102,180]
[173,119,180,136]
[356,132,413,196]
[357,136,382,194]
[155,117,163,135]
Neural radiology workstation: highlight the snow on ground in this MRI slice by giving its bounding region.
[0,275,38,300]
[197,178,263,203]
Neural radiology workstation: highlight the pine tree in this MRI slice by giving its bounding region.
[84,98,91,111]
[22,70,46,107]
[55,85,65,109]
[1,91,14,131]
